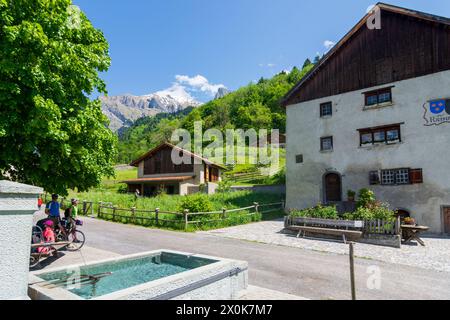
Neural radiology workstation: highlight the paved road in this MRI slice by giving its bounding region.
[79,217,450,300]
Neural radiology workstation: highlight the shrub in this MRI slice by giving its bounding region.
[357,188,376,208]
[344,202,395,221]
[265,167,286,185]
[117,184,129,194]
[291,204,338,219]
[368,202,396,221]
[342,212,355,220]
[217,180,232,193]
[178,194,214,213]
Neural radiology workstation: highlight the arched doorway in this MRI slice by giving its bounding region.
[396,209,410,221]
[324,172,342,203]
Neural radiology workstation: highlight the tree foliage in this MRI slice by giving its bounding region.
[181,65,314,134]
[0,0,117,195]
[116,108,192,164]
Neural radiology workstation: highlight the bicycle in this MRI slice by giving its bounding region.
[55,218,86,252]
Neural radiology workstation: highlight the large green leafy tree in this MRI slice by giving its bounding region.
[0,0,117,195]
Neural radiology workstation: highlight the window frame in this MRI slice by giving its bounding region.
[320,136,334,152]
[364,87,393,106]
[381,168,410,185]
[320,102,333,118]
[358,123,403,147]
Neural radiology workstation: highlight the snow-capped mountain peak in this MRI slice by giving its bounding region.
[101,90,201,132]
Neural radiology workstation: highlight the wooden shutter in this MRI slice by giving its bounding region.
[369,171,380,185]
[410,169,423,184]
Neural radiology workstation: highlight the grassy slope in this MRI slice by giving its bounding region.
[69,189,283,213]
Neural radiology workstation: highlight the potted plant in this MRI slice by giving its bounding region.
[347,190,356,202]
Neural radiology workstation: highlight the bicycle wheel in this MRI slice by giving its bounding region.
[66,230,86,252]
[30,254,41,269]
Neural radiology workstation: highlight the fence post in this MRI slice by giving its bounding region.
[131,207,136,224]
[155,208,160,226]
[82,200,87,215]
[395,216,401,235]
[112,205,117,222]
[184,209,189,232]
[98,201,103,218]
[222,208,226,220]
[254,202,259,215]
[90,202,94,218]
[349,242,356,300]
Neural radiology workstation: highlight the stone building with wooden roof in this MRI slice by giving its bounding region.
[283,3,450,233]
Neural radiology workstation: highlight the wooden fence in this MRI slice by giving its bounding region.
[225,171,265,183]
[96,201,284,231]
[363,217,401,235]
[286,215,401,236]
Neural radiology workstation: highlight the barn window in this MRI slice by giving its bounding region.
[364,87,393,106]
[320,102,333,117]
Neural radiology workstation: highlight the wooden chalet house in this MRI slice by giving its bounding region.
[124,143,226,196]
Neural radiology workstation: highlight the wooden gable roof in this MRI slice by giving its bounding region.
[130,142,227,170]
[282,3,450,106]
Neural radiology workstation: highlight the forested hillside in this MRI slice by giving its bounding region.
[117,62,315,164]
[117,108,194,164]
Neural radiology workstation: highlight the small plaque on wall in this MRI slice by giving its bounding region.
[296,155,304,164]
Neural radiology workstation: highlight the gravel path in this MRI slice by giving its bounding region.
[200,220,450,273]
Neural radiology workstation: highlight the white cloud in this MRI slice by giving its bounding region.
[259,63,276,68]
[174,74,226,97]
[323,40,336,51]
[151,74,227,103]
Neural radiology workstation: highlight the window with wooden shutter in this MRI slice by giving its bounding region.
[410,169,423,184]
[369,171,380,185]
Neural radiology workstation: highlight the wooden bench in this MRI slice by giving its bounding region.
[285,217,364,244]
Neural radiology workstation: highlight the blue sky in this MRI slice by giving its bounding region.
[73,0,450,102]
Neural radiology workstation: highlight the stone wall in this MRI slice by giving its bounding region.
[0,181,43,300]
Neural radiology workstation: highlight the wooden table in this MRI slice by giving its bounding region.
[401,225,430,246]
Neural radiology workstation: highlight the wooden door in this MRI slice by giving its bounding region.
[325,173,342,202]
[444,207,450,234]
